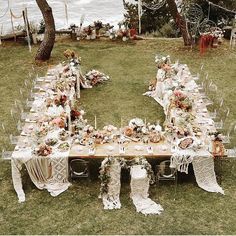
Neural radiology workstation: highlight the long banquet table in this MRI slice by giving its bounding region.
[10,57,225,203]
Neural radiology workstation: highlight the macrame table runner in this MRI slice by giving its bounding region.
[11,150,71,203]
[192,156,224,194]
[100,158,122,210]
[130,165,163,215]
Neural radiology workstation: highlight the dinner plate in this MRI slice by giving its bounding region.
[107,146,114,151]
[135,145,143,151]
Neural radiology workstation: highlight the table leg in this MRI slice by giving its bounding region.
[11,159,26,203]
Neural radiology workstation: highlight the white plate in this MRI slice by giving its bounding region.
[107,146,114,151]
[135,145,143,151]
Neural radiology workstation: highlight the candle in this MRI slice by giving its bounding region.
[66,104,72,134]
[145,118,147,126]
[68,113,72,133]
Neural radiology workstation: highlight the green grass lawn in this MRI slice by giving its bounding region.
[0,38,236,235]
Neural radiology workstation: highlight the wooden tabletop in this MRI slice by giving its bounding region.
[69,141,172,159]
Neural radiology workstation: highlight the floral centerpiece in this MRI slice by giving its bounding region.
[34,144,52,156]
[84,70,110,86]
[209,132,225,157]
[63,49,81,67]
[171,90,193,112]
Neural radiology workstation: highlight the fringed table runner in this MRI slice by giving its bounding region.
[192,156,224,194]
[100,157,122,210]
[130,164,163,215]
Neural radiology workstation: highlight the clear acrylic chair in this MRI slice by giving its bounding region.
[1,123,8,136]
[206,82,218,118]
[200,63,204,71]
[211,98,224,119]
[14,99,26,115]
[26,99,34,108]
[17,120,23,132]
[207,81,218,99]
[0,123,13,161]
[69,159,90,180]
[221,122,236,144]
[215,107,230,130]
[1,148,13,160]
[225,147,236,159]
[156,160,177,200]
[202,78,213,105]
[10,108,18,124]
[9,134,20,145]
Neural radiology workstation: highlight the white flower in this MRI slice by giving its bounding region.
[141,127,148,134]
[88,126,94,132]
[155,124,162,132]
[80,110,85,116]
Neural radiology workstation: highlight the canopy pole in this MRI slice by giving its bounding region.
[138,0,142,34]
[10,11,16,41]
[23,8,31,53]
[207,2,211,20]
[0,24,3,45]
[64,0,69,28]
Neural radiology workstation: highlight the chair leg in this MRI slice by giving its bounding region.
[218,158,223,184]
[215,157,223,184]
[156,177,160,202]
[174,174,177,201]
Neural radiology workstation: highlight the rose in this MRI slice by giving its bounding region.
[52,117,65,129]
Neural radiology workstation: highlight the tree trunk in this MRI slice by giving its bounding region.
[35,0,55,61]
[166,0,192,46]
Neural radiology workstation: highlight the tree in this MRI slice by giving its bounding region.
[123,0,173,34]
[123,0,191,45]
[166,0,192,46]
[35,0,55,62]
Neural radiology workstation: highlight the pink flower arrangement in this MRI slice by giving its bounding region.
[173,90,192,112]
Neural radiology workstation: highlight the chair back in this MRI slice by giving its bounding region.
[1,149,12,160]
[157,160,176,179]
[69,159,89,178]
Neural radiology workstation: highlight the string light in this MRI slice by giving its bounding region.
[183,3,203,24]
[206,1,236,15]
[142,0,166,11]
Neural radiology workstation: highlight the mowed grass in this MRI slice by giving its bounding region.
[0,38,236,235]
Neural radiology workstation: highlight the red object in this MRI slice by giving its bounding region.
[199,34,216,55]
[71,110,81,121]
[130,28,137,39]
[60,95,67,106]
